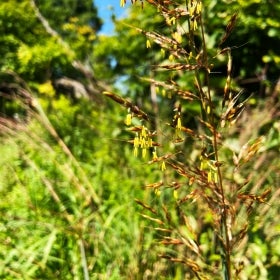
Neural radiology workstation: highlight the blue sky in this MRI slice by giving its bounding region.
[94,0,129,34]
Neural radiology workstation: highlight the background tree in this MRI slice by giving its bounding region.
[0,0,106,109]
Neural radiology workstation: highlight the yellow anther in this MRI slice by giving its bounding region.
[207,171,212,182]
[206,105,211,115]
[142,148,147,158]
[152,149,158,160]
[214,172,218,183]
[141,126,147,137]
[133,135,139,148]
[133,146,138,157]
[176,117,182,130]
[155,188,161,196]
[161,161,166,171]
[197,1,202,13]
[125,113,132,126]
[173,32,182,44]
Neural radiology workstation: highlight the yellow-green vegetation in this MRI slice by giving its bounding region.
[0,0,280,279]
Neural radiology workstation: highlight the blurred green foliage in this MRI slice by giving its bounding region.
[0,0,279,279]
[0,96,167,278]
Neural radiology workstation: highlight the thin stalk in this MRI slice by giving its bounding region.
[186,13,207,121]
[213,129,232,280]
[199,12,213,123]
[197,6,232,279]
[79,239,90,280]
